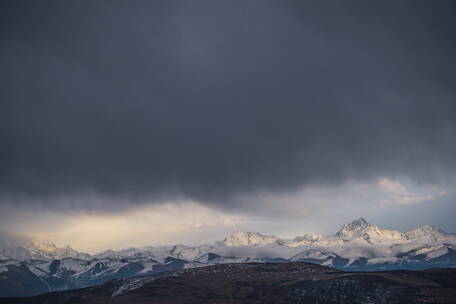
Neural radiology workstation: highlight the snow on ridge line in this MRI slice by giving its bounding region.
[1,218,456,262]
[222,218,456,249]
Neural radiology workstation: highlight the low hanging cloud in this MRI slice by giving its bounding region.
[378,178,408,195]
[392,190,449,206]
[0,1,455,217]
[377,178,450,206]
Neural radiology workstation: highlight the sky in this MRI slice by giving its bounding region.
[1,1,455,253]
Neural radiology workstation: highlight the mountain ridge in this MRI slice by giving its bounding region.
[1,218,456,297]
[2,217,456,261]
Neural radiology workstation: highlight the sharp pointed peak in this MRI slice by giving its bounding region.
[351,217,369,225]
[336,217,376,238]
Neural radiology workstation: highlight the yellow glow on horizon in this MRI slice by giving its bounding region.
[30,201,246,253]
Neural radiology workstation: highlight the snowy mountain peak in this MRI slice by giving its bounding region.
[349,217,369,227]
[335,219,455,245]
[26,240,58,252]
[353,217,369,226]
[415,225,442,233]
[224,230,279,247]
[405,225,455,242]
[336,217,373,238]
[0,238,88,261]
[335,218,406,244]
[223,218,455,249]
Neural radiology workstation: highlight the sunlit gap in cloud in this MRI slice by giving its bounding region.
[22,201,247,254]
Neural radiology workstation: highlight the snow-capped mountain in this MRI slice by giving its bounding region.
[334,217,406,244]
[223,230,280,246]
[0,239,90,261]
[1,218,456,297]
[220,217,456,248]
[404,225,454,242]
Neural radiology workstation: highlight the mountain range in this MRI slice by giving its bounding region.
[1,218,456,297]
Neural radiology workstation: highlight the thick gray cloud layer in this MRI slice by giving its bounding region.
[1,1,456,210]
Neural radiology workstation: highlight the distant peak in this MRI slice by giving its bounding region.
[341,217,371,230]
[224,230,278,247]
[27,239,58,250]
[230,229,250,235]
[335,217,374,239]
[225,230,262,240]
[408,225,446,233]
[419,224,440,231]
[352,217,369,225]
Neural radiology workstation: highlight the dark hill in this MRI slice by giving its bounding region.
[2,262,456,304]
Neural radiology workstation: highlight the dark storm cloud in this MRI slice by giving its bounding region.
[1,0,455,210]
